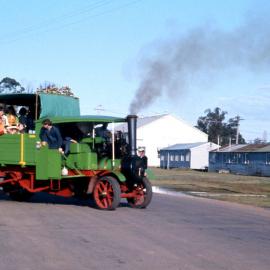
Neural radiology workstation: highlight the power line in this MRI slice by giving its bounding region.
[93,104,126,116]
[0,0,111,41]
[0,0,142,45]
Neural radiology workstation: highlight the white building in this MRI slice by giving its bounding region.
[116,114,208,166]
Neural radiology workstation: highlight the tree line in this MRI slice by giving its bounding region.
[0,77,74,96]
[196,107,246,146]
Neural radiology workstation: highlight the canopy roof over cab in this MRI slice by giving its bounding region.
[36,115,127,142]
[36,115,126,125]
[0,93,80,119]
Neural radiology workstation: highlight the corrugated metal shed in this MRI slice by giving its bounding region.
[160,142,219,170]
[209,143,270,176]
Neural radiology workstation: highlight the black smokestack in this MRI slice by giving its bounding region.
[127,115,137,156]
[129,14,270,114]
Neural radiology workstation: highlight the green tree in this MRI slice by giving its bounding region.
[196,107,245,146]
[0,77,25,93]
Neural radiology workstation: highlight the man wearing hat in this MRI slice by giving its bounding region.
[138,147,148,177]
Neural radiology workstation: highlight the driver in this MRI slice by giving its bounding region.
[95,123,111,141]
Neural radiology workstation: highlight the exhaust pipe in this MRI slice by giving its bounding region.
[127,115,138,156]
[121,115,145,183]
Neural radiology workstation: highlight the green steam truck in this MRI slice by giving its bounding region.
[0,93,152,210]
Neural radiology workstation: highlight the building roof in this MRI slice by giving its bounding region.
[237,144,268,152]
[214,144,248,152]
[136,114,167,128]
[212,143,270,153]
[116,114,207,139]
[116,114,166,132]
[160,142,207,151]
[256,145,270,152]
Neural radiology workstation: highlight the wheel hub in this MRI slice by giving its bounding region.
[101,191,107,197]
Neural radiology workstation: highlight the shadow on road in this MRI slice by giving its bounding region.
[0,190,129,209]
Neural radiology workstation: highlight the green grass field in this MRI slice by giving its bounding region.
[150,167,270,208]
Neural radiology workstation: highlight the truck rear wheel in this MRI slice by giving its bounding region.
[127,177,152,209]
[93,176,121,210]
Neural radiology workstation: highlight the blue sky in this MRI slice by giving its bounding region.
[0,0,269,141]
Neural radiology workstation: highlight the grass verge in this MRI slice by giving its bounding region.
[150,167,270,208]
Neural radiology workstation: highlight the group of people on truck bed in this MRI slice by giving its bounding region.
[0,105,34,135]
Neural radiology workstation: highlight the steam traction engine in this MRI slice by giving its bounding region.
[0,93,152,210]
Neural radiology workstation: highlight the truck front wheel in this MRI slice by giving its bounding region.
[127,177,152,209]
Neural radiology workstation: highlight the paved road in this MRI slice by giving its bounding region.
[0,191,270,270]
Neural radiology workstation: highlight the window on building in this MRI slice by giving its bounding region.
[185,153,190,162]
[237,153,244,163]
[209,153,216,163]
[160,155,164,161]
[266,153,270,165]
[170,155,174,161]
[229,153,238,163]
[224,153,231,163]
[180,154,184,161]
[243,153,249,164]
[234,153,248,164]
[175,155,179,161]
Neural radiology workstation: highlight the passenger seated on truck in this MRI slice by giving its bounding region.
[0,119,5,135]
[39,119,64,154]
[18,107,28,132]
[0,117,6,135]
[26,111,35,132]
[6,106,18,127]
[0,107,8,135]
[5,106,21,134]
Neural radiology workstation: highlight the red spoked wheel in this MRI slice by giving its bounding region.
[127,177,152,209]
[93,176,121,210]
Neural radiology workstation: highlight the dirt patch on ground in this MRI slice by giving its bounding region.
[150,167,270,208]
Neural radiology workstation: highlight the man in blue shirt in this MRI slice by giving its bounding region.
[39,119,63,153]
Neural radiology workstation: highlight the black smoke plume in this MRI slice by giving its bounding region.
[129,15,270,114]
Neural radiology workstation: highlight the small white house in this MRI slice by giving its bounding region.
[160,142,219,170]
[116,114,208,166]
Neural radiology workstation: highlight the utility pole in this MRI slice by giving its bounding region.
[235,115,244,144]
[94,104,105,115]
[263,130,268,143]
